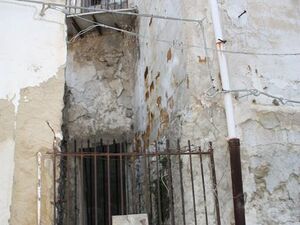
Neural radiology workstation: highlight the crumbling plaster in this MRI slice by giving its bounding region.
[64,31,137,140]
[131,0,233,224]
[238,105,300,224]
[0,1,66,225]
[132,0,299,224]
[220,1,300,224]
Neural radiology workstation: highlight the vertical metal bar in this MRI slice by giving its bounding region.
[199,147,209,225]
[132,153,136,213]
[120,143,124,214]
[155,142,162,225]
[143,141,150,217]
[74,0,78,13]
[138,155,142,214]
[74,140,78,225]
[177,140,186,225]
[188,140,198,225]
[166,140,175,225]
[147,145,153,224]
[101,139,107,225]
[125,142,129,214]
[107,143,112,225]
[53,143,57,225]
[80,140,84,225]
[228,139,245,225]
[114,140,120,215]
[66,140,70,225]
[94,138,98,225]
[87,139,92,225]
[67,0,72,13]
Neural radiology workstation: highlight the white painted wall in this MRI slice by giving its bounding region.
[0,1,66,109]
[0,1,66,224]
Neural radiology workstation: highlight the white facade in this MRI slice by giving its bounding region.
[0,1,66,224]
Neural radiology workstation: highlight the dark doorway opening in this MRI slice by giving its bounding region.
[82,142,126,225]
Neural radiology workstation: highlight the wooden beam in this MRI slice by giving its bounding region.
[71,18,84,38]
[92,15,103,35]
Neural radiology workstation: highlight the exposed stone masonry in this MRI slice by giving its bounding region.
[64,31,137,141]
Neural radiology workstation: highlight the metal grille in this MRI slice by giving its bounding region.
[51,139,221,225]
[66,0,128,14]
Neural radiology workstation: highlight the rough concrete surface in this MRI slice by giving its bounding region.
[64,31,137,141]
[132,0,300,224]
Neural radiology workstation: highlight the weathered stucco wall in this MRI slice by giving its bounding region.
[64,31,137,140]
[220,1,300,224]
[132,0,300,224]
[0,0,298,224]
[0,1,66,224]
[132,0,233,224]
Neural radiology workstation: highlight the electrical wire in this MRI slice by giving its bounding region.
[7,0,300,105]
[6,0,300,56]
[8,0,205,23]
[69,14,181,46]
[206,88,300,105]
[67,13,300,57]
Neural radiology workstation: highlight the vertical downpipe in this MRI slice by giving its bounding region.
[208,0,246,224]
[228,139,246,225]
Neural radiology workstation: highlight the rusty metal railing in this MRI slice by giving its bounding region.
[66,0,128,14]
[50,139,221,225]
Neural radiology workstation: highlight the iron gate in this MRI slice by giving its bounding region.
[51,139,221,225]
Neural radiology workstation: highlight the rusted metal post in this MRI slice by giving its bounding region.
[155,141,162,225]
[143,140,151,218]
[147,157,153,224]
[80,140,85,225]
[53,148,57,225]
[124,142,129,214]
[66,140,70,225]
[228,138,246,225]
[87,139,92,225]
[188,140,198,225]
[209,143,221,225]
[94,138,98,225]
[107,143,112,225]
[199,147,209,225]
[74,140,78,225]
[120,143,124,214]
[166,140,175,225]
[177,140,186,225]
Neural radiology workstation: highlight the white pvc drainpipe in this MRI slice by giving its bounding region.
[208,3,246,224]
[209,0,237,139]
